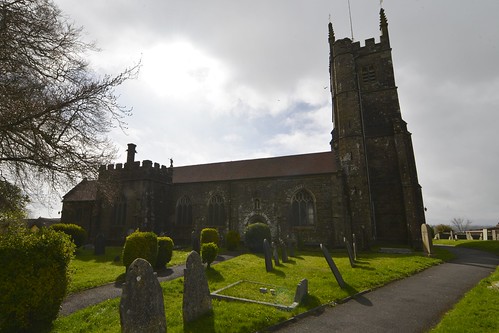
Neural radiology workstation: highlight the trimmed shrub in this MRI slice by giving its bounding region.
[155,236,174,270]
[200,228,219,245]
[226,230,240,251]
[122,231,158,270]
[244,222,271,253]
[201,242,219,268]
[51,223,87,248]
[0,226,75,332]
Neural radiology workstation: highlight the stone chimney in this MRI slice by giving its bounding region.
[127,143,137,165]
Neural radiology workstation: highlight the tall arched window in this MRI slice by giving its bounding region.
[291,190,315,226]
[208,194,226,226]
[176,196,192,225]
[114,196,127,226]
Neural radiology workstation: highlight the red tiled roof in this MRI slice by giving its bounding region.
[173,151,337,183]
[63,179,97,202]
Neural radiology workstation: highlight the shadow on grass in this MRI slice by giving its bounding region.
[353,260,375,271]
[206,267,225,283]
[184,310,215,333]
[74,247,123,264]
[268,267,286,277]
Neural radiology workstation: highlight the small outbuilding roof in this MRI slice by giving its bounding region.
[173,151,337,183]
[62,179,98,202]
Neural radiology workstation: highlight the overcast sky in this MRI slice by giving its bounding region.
[32,0,499,227]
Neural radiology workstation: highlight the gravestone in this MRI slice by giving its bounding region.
[281,242,289,263]
[263,239,273,272]
[293,279,308,303]
[320,244,346,289]
[344,237,355,267]
[119,258,166,333]
[421,223,433,256]
[286,235,296,257]
[191,230,200,253]
[183,251,212,323]
[483,228,489,241]
[352,233,357,260]
[272,241,280,266]
[94,233,106,255]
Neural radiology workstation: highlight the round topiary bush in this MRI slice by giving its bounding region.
[0,226,75,332]
[201,242,219,268]
[122,231,158,270]
[51,223,87,248]
[244,222,271,253]
[155,236,174,270]
[200,228,219,245]
[226,230,240,251]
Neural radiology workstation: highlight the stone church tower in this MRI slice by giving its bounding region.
[329,9,425,247]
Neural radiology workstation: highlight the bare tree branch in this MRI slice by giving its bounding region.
[0,0,139,199]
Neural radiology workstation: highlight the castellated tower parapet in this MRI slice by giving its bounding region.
[96,143,172,236]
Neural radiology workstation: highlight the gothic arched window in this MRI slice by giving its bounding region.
[176,196,192,225]
[291,190,315,226]
[208,194,226,226]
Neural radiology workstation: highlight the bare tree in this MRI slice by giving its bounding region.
[0,0,138,197]
[451,217,472,232]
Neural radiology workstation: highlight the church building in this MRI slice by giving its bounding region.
[61,9,426,249]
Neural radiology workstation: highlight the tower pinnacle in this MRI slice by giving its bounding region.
[379,8,390,45]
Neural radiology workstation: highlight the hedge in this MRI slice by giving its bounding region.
[0,226,75,332]
[51,223,87,248]
[155,236,174,270]
[201,228,219,245]
[201,242,219,268]
[244,222,271,253]
[122,231,158,270]
[226,230,240,251]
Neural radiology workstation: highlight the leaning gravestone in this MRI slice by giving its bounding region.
[183,251,212,324]
[120,258,166,333]
[293,279,308,303]
[263,239,273,272]
[421,223,433,256]
[320,244,346,289]
[344,237,355,268]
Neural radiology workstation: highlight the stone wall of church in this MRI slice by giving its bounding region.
[169,173,346,248]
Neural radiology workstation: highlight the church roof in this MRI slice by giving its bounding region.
[63,179,98,202]
[173,151,337,183]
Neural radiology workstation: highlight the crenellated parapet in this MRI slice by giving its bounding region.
[98,144,173,184]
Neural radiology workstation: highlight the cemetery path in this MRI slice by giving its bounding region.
[59,253,237,317]
[270,245,499,333]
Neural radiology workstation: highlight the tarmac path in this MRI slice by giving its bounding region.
[270,246,499,333]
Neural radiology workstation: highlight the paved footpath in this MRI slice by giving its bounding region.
[270,246,499,333]
[59,253,236,316]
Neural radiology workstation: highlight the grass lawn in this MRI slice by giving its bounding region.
[434,239,499,256]
[69,247,191,294]
[430,240,499,333]
[54,248,446,333]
